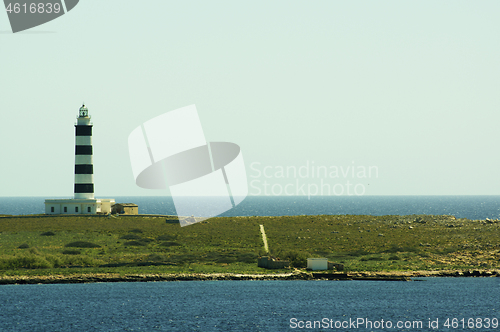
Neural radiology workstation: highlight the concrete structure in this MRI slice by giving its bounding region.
[111,203,138,215]
[258,256,290,269]
[45,198,114,214]
[307,258,328,271]
[45,104,114,214]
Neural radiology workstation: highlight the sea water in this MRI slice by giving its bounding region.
[1,195,500,220]
[0,278,498,331]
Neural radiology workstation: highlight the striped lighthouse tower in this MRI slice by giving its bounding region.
[74,104,94,199]
[44,104,115,215]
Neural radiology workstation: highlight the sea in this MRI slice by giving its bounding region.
[1,195,500,220]
[1,196,499,331]
[0,278,498,331]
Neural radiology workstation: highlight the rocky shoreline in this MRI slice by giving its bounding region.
[1,269,499,285]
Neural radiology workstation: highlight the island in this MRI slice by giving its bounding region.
[0,214,498,284]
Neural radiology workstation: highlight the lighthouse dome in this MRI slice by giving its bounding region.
[79,104,89,117]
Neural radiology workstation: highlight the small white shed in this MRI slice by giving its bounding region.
[307,258,328,271]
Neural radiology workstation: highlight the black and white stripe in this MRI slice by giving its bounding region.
[74,105,94,199]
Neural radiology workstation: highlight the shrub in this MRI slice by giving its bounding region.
[314,250,331,257]
[62,249,81,255]
[40,231,56,236]
[280,250,307,268]
[18,243,30,249]
[348,249,370,257]
[160,241,181,247]
[215,256,237,264]
[0,255,51,269]
[168,253,198,264]
[45,255,63,268]
[120,234,142,240]
[129,229,143,233]
[124,240,147,246]
[432,248,457,255]
[65,241,101,248]
[63,255,102,267]
[237,252,258,264]
[157,234,178,241]
[360,256,384,261]
[384,246,419,254]
[147,254,165,262]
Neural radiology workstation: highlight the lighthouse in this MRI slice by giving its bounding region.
[44,104,114,214]
[74,104,94,199]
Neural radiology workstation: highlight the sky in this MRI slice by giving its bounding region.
[1,1,499,197]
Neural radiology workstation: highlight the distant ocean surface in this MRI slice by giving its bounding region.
[1,196,500,220]
[0,196,500,219]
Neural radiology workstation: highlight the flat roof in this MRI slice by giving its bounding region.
[45,198,115,204]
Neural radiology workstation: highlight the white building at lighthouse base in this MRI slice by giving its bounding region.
[44,198,115,215]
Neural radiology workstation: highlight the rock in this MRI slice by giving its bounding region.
[415,217,426,224]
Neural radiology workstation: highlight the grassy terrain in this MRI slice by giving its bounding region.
[0,214,499,277]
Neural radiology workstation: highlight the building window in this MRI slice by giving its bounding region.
[51,207,54,213]
[75,207,79,212]
[87,207,91,213]
[64,207,67,212]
